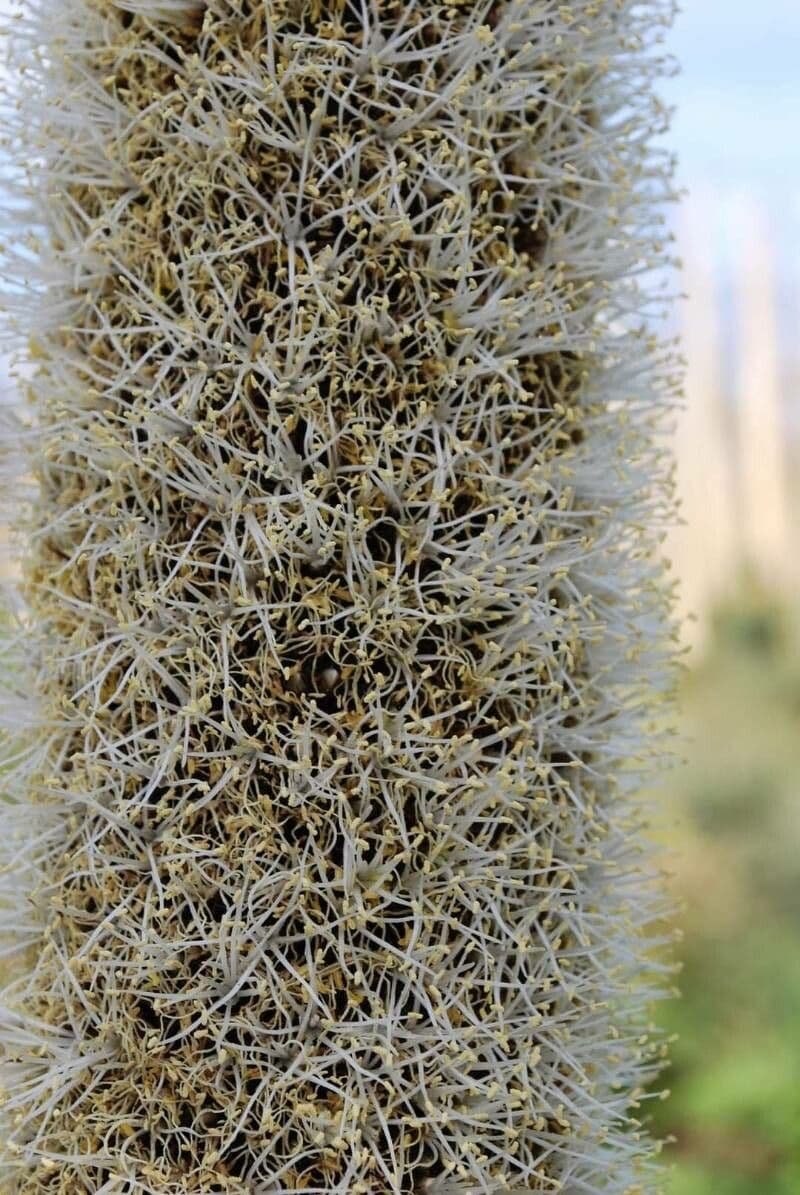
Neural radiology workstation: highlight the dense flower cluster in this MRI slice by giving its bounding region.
[0,1,677,1192]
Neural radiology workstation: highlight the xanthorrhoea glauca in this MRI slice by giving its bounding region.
[0,2,678,1191]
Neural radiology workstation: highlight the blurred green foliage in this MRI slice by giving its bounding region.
[652,587,800,1193]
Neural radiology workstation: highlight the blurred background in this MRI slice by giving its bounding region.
[652,1,800,1191]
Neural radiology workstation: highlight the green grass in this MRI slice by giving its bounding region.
[651,587,800,1191]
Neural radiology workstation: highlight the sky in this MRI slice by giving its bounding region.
[665,0,800,202]
[662,0,800,354]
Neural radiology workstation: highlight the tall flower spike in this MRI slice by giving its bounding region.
[0,1,679,1192]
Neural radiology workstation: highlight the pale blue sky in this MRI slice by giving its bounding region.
[666,0,800,200]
